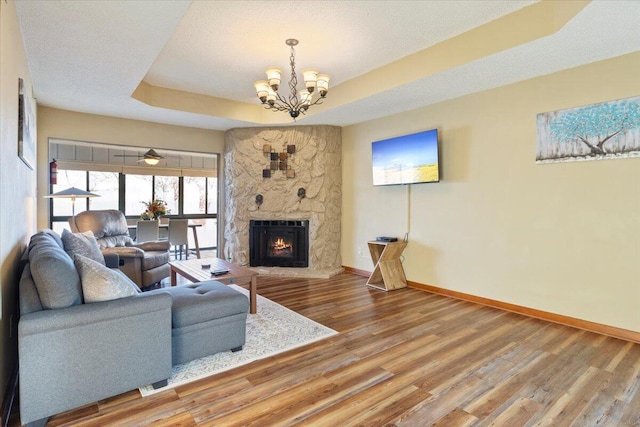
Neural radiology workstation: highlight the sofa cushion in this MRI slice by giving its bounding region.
[62,229,105,265]
[28,231,83,309]
[74,255,140,303]
[141,251,170,271]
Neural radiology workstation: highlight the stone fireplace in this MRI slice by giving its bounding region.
[223,125,342,276]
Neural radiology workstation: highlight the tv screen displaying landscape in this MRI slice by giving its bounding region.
[372,129,439,186]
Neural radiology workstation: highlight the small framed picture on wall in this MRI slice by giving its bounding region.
[18,78,35,170]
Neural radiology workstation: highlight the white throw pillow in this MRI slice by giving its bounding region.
[74,254,139,303]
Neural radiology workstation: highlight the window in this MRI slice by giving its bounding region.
[207,177,218,214]
[50,169,218,251]
[124,175,152,216]
[183,176,206,215]
[48,140,218,253]
[89,171,119,210]
[52,169,86,216]
[155,175,179,215]
[183,176,217,215]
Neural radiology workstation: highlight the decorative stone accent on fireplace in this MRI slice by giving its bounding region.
[224,126,342,274]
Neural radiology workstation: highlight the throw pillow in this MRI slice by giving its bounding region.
[74,254,140,303]
[28,231,82,309]
[62,229,105,265]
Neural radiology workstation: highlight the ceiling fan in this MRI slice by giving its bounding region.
[113,148,165,165]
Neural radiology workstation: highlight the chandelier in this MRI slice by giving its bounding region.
[254,39,330,119]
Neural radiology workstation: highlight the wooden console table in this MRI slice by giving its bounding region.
[366,240,408,291]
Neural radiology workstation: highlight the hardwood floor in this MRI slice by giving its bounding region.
[15,273,640,426]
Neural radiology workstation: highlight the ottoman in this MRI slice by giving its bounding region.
[160,281,249,365]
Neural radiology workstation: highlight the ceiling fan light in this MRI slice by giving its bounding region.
[144,157,160,166]
[265,67,281,91]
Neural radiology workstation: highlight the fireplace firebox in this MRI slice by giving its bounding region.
[250,220,309,267]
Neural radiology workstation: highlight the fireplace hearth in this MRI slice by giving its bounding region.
[250,220,309,267]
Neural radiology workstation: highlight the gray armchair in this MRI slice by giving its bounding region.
[69,210,170,288]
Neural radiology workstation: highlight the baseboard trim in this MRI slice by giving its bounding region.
[342,266,370,278]
[341,266,639,344]
[1,367,18,427]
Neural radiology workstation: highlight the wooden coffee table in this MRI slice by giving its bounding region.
[169,258,258,314]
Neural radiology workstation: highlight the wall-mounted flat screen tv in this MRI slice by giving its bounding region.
[372,128,440,186]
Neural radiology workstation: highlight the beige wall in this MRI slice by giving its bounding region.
[342,52,640,333]
[0,0,37,413]
[36,107,225,229]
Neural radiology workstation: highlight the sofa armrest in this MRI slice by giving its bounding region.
[102,246,144,259]
[18,292,173,425]
[103,252,119,269]
[134,240,171,251]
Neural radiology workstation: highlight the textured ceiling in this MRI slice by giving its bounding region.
[14,0,640,131]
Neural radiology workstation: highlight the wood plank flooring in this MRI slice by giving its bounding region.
[14,273,640,426]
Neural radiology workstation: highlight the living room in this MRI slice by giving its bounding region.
[1,0,639,426]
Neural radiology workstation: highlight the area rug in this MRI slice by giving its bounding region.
[139,285,338,396]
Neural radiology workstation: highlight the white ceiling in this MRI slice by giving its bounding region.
[14,0,640,132]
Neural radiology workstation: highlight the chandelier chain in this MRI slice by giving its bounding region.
[287,45,299,107]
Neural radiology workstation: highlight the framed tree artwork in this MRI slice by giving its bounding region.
[536,96,640,164]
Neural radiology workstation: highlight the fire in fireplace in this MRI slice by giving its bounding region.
[250,220,309,267]
[271,237,292,256]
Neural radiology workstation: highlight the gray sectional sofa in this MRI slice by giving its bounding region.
[18,229,249,427]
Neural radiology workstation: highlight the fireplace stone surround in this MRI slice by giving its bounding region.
[223,126,343,277]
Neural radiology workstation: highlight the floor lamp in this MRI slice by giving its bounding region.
[44,186,100,216]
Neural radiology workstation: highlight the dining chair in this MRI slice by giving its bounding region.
[136,220,160,244]
[158,217,170,240]
[168,219,189,259]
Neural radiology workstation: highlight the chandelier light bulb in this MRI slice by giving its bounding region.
[317,74,330,97]
[299,90,312,107]
[302,69,318,93]
[266,89,277,106]
[265,67,281,91]
[254,80,270,103]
